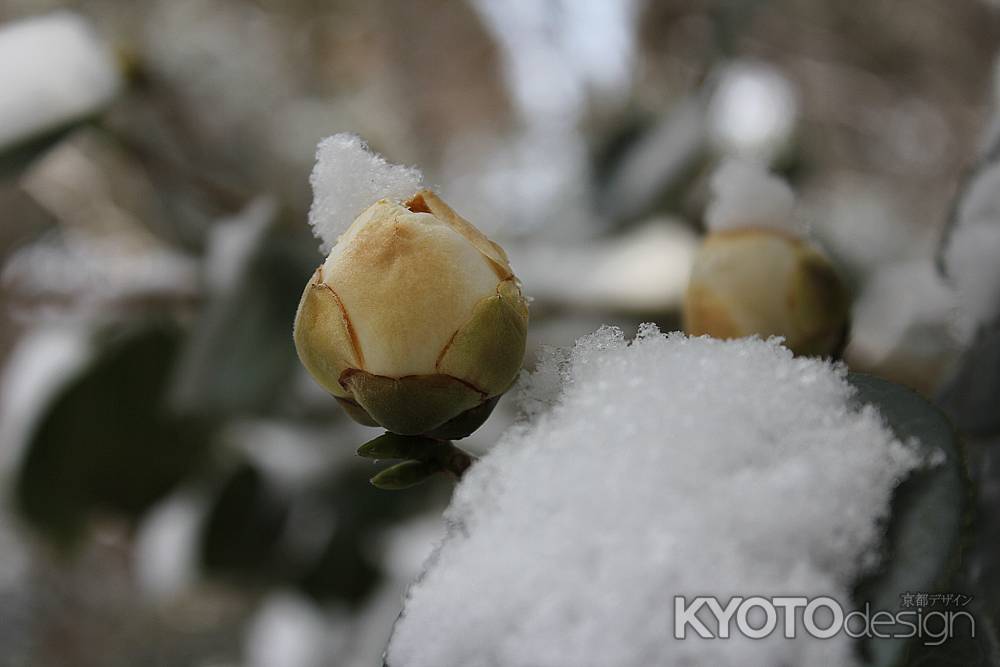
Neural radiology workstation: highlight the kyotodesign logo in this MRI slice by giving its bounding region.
[673,595,975,647]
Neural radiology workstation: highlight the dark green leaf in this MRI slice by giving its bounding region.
[297,464,446,605]
[848,373,969,667]
[14,323,214,548]
[200,463,289,582]
[170,215,317,417]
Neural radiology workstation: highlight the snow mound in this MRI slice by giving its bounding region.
[387,326,923,667]
[705,158,798,234]
[0,11,121,150]
[308,134,423,253]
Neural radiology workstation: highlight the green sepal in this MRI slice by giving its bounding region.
[340,369,484,436]
[436,279,528,396]
[437,280,528,396]
[424,395,501,440]
[335,396,380,427]
[370,460,439,490]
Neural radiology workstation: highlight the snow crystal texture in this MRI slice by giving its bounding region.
[0,11,121,150]
[387,326,922,667]
[308,133,422,253]
[705,158,799,235]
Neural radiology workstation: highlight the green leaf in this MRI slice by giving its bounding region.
[901,598,1000,666]
[171,215,318,417]
[370,460,439,490]
[297,464,444,606]
[848,373,970,667]
[357,433,441,460]
[14,323,214,548]
[200,463,289,582]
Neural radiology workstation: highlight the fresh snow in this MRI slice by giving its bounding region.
[704,158,800,235]
[387,326,925,667]
[0,11,121,150]
[307,134,423,253]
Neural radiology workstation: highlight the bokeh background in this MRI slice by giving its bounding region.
[1,1,999,665]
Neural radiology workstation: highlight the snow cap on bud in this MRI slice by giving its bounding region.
[684,159,848,356]
[704,158,798,235]
[295,136,528,437]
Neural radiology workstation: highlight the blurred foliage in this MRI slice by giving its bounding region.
[0,118,90,181]
[200,463,290,583]
[171,220,317,418]
[15,323,213,548]
[295,464,440,605]
[938,324,1000,436]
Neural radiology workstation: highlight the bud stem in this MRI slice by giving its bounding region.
[358,432,477,488]
[440,443,476,479]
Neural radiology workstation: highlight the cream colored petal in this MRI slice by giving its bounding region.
[322,199,500,377]
[684,230,847,356]
[405,190,513,280]
[293,268,362,398]
[685,231,799,341]
[682,283,744,340]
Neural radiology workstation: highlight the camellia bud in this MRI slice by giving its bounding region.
[684,229,848,356]
[683,160,849,356]
[294,189,528,438]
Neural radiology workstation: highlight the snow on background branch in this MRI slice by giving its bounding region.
[0,11,120,150]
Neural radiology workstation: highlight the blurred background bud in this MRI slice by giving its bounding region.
[683,160,849,356]
[684,229,849,356]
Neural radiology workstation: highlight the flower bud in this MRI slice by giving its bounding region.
[683,229,848,356]
[294,190,528,437]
